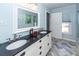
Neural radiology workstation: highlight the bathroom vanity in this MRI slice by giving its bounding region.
[0,31,52,56]
[16,32,51,56]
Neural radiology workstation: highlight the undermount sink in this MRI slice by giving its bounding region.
[6,40,27,50]
[40,31,47,34]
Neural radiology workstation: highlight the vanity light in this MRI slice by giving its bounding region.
[25,3,38,11]
[16,3,38,12]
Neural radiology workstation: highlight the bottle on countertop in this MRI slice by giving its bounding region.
[29,28,39,38]
[29,28,33,37]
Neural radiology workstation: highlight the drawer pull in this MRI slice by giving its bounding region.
[39,46,42,49]
[39,51,42,55]
[39,40,42,43]
[20,52,25,56]
[47,43,49,46]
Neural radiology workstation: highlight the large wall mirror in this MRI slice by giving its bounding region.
[12,8,38,34]
[18,8,38,29]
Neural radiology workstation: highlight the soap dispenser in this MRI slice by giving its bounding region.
[29,28,33,38]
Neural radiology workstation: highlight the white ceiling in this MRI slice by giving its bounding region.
[41,3,75,10]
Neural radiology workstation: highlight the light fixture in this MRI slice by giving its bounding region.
[25,3,37,11]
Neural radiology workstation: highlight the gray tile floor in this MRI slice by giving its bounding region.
[47,38,79,56]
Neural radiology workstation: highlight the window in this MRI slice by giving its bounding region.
[62,22,72,34]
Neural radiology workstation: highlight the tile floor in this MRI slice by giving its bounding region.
[47,38,79,56]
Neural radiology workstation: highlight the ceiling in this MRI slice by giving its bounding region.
[41,3,75,10]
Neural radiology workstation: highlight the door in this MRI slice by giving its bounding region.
[46,12,50,30]
[50,12,62,39]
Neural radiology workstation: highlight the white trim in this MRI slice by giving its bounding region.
[13,26,40,34]
[52,36,76,42]
[16,4,38,13]
[62,38,76,42]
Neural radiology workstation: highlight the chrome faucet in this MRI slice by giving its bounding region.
[13,34,21,40]
[18,35,21,39]
[6,38,11,42]
[13,34,17,40]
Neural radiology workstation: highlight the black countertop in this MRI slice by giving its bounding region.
[0,30,51,56]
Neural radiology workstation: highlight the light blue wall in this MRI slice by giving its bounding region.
[38,4,47,30]
[0,4,13,43]
[51,4,77,41]
[38,4,51,30]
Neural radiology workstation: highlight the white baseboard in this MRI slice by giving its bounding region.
[62,38,76,42]
[52,37,76,42]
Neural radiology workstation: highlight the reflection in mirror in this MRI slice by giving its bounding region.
[18,8,38,29]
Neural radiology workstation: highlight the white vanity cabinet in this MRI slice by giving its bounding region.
[15,33,52,56]
[40,33,52,56]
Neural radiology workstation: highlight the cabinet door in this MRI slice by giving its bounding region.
[41,45,49,56]
[47,33,52,48]
[41,33,52,56]
[41,33,52,47]
[29,48,40,56]
[25,39,41,56]
[25,48,40,56]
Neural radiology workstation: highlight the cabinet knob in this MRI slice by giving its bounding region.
[20,52,25,56]
[39,46,42,49]
[39,40,42,43]
[47,43,49,46]
[39,51,42,55]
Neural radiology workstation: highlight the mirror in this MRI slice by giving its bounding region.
[18,8,38,29]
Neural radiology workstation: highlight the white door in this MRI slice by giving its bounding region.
[50,12,62,39]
